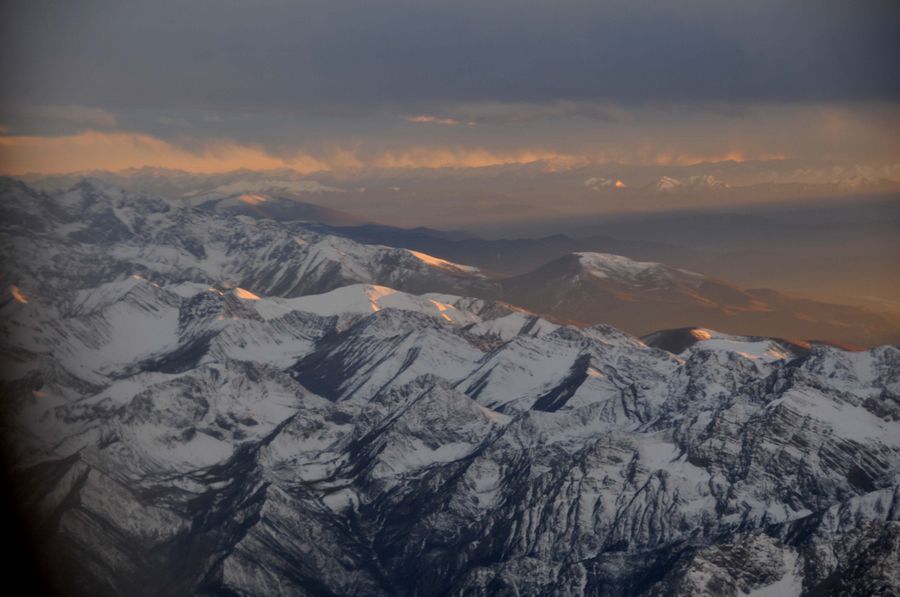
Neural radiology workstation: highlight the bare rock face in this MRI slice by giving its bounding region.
[1,178,898,596]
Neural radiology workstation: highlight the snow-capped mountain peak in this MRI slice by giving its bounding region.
[575,252,698,283]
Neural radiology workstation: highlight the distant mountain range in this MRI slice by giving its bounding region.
[315,202,899,312]
[20,163,900,227]
[3,176,897,347]
[19,166,900,311]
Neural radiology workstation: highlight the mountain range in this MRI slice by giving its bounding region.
[19,166,900,313]
[1,178,898,595]
[6,176,898,347]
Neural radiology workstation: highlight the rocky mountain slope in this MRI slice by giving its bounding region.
[1,179,898,596]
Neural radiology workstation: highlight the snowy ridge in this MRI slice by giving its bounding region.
[249,284,480,325]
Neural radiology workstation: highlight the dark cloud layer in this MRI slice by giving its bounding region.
[2,0,898,116]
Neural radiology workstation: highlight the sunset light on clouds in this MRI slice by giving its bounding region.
[0,1,897,183]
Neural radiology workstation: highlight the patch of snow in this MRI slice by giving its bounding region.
[478,404,512,425]
[322,488,359,512]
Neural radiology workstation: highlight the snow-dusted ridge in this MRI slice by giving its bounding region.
[242,283,478,325]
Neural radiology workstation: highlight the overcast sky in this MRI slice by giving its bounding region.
[1,0,898,175]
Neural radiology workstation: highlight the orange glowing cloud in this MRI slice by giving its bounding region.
[648,150,745,166]
[0,128,789,176]
[0,130,328,175]
[646,148,791,166]
[371,147,587,169]
[0,130,583,174]
[402,114,472,126]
